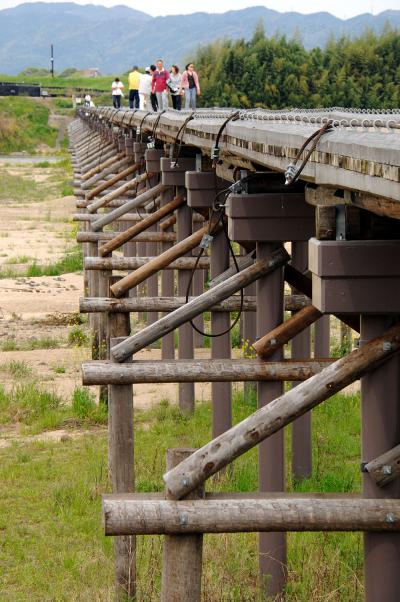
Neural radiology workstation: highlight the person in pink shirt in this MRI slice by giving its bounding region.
[179,62,201,110]
[151,59,170,111]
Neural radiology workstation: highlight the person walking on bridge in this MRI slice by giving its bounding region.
[152,59,169,111]
[139,67,152,110]
[128,66,140,109]
[180,62,201,110]
[167,65,182,110]
[111,77,124,108]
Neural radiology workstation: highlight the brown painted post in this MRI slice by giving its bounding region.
[361,315,400,602]
[136,166,148,322]
[314,315,330,358]
[243,279,257,401]
[108,277,135,600]
[161,448,203,602]
[192,218,204,348]
[146,175,160,327]
[211,229,232,438]
[177,189,195,413]
[256,242,286,596]
[291,241,312,480]
[88,241,100,359]
[161,188,175,360]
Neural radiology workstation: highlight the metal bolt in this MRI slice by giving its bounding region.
[270,338,277,346]
[181,477,189,487]
[383,465,393,475]
[383,342,392,352]
[179,513,188,526]
[385,513,396,524]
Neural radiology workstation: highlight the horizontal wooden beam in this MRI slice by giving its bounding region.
[103,497,400,535]
[79,294,309,314]
[82,359,331,385]
[84,257,210,271]
[77,231,176,243]
[163,323,400,499]
[306,185,400,220]
[73,213,142,223]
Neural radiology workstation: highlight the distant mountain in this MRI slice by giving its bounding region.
[0,2,399,74]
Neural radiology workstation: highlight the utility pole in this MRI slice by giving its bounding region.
[50,44,54,78]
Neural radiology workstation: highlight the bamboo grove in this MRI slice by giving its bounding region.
[194,25,400,109]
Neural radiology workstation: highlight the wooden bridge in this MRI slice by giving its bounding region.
[70,106,400,601]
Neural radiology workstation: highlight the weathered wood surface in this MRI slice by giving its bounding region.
[79,294,309,314]
[365,444,400,488]
[99,195,185,256]
[80,108,400,207]
[253,305,323,358]
[91,182,167,230]
[161,449,203,602]
[85,162,141,201]
[110,219,222,298]
[81,151,126,181]
[73,213,142,223]
[111,248,290,360]
[84,257,210,271]
[160,215,177,230]
[87,171,153,214]
[163,324,400,499]
[81,157,131,189]
[82,359,331,385]
[103,497,400,535]
[77,231,176,243]
[306,185,400,220]
[208,251,255,288]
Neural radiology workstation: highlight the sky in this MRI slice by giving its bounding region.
[0,0,400,18]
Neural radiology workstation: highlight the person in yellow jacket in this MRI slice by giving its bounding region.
[128,66,140,109]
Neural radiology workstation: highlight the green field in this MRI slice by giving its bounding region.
[0,383,363,601]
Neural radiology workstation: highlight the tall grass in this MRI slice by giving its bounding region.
[0,383,363,599]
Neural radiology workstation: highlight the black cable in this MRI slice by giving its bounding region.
[138,111,152,142]
[151,110,166,142]
[286,120,333,185]
[212,110,240,167]
[171,113,194,167]
[184,189,244,338]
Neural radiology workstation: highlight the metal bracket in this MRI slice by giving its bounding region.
[199,234,213,249]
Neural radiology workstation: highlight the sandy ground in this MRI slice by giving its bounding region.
[0,162,220,452]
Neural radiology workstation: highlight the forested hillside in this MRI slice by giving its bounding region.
[195,28,400,109]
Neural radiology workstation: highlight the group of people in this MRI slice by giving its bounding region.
[111,60,201,112]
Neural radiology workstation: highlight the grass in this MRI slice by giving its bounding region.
[0,336,63,352]
[0,97,58,154]
[0,246,83,279]
[0,381,107,432]
[0,387,363,600]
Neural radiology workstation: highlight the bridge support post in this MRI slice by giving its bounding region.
[291,241,312,480]
[211,229,232,438]
[256,241,286,596]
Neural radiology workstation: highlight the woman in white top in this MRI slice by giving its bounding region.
[139,68,153,111]
[111,78,124,108]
